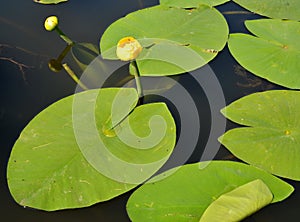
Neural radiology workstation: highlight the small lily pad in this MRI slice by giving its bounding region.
[100,5,228,76]
[33,0,67,4]
[7,88,176,211]
[233,0,300,20]
[199,179,273,222]
[160,0,230,7]
[126,161,293,222]
[228,19,300,89]
[219,90,300,180]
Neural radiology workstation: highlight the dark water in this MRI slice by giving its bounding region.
[0,0,299,221]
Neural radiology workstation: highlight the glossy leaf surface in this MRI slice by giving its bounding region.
[7,88,176,211]
[233,0,300,20]
[100,5,228,76]
[127,161,293,222]
[160,0,230,7]
[199,179,273,222]
[219,90,300,180]
[229,19,300,89]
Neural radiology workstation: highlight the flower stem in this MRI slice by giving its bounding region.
[57,43,73,62]
[105,60,144,132]
[130,60,143,98]
[55,27,74,45]
[62,63,88,90]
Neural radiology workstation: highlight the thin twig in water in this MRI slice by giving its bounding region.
[0,43,50,59]
[0,43,51,81]
[0,57,33,81]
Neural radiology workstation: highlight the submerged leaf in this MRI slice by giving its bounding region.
[228,19,300,89]
[219,90,300,180]
[160,0,230,7]
[126,161,293,222]
[7,88,176,211]
[71,42,99,71]
[233,0,300,20]
[100,5,228,76]
[199,179,273,222]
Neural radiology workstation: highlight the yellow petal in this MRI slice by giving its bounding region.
[116,37,143,61]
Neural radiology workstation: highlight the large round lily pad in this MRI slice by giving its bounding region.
[100,5,228,76]
[7,88,176,211]
[228,19,300,89]
[219,90,300,180]
[160,0,230,7]
[233,0,300,20]
[126,161,293,222]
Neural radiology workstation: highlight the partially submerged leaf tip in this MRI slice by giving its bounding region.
[199,179,273,222]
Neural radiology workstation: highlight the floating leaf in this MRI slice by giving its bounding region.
[233,0,300,20]
[33,0,67,4]
[7,88,176,211]
[199,179,273,222]
[126,161,293,222]
[160,0,230,7]
[228,19,300,89]
[219,90,300,180]
[100,5,228,76]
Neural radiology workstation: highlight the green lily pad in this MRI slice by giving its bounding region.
[233,0,300,20]
[33,0,67,4]
[160,0,230,7]
[126,161,293,222]
[228,19,300,89]
[100,5,228,76]
[219,90,300,180]
[199,179,273,222]
[7,88,176,211]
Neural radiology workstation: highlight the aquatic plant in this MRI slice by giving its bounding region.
[6,0,300,221]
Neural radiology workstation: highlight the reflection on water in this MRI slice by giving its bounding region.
[0,0,299,221]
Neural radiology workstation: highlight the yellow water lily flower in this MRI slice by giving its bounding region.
[116,37,143,61]
[44,16,59,31]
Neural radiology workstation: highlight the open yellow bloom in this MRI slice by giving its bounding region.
[116,37,143,61]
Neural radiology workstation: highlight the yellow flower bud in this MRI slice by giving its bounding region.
[44,16,59,31]
[116,37,143,61]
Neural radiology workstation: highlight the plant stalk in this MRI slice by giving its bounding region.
[107,60,144,133]
[131,60,143,99]
[62,63,88,90]
[57,43,73,62]
[55,27,74,45]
